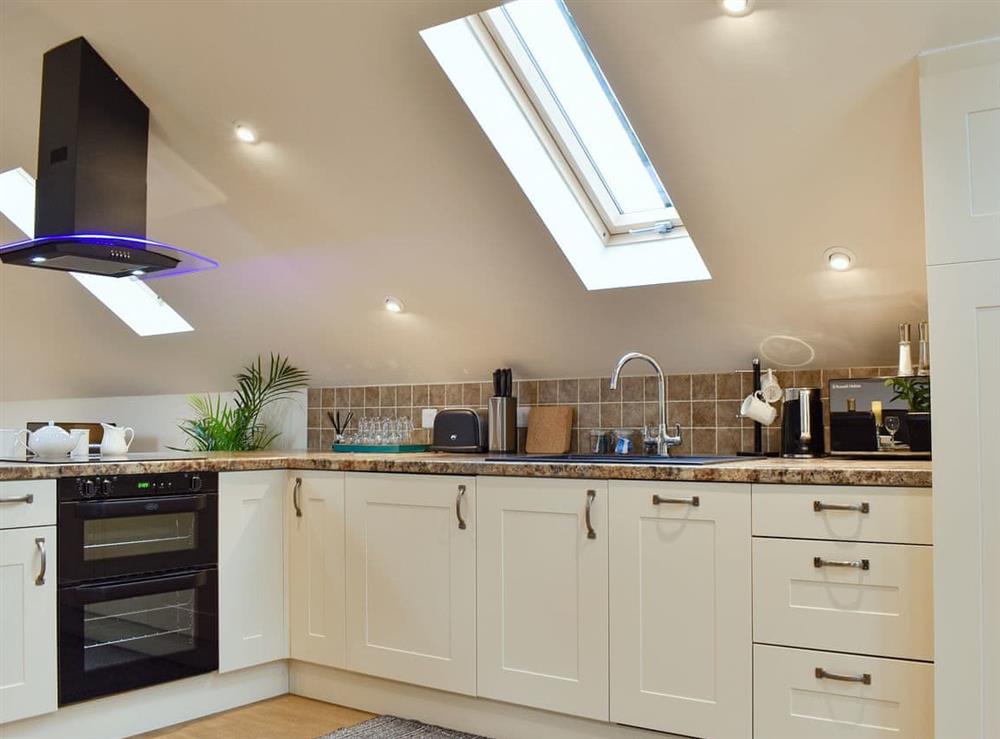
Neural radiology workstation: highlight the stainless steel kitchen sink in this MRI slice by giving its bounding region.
[485,454,745,466]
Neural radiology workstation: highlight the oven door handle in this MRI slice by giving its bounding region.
[63,570,211,604]
[74,494,209,519]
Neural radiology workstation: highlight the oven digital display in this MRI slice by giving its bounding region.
[137,481,151,489]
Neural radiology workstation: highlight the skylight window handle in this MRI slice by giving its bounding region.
[627,222,674,236]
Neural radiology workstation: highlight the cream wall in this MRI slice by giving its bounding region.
[0,390,307,452]
[5,1,998,401]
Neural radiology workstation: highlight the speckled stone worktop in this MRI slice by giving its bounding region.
[0,451,932,487]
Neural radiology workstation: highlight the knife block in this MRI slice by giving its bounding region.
[488,396,518,454]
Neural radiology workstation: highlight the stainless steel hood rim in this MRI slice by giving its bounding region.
[0,233,219,280]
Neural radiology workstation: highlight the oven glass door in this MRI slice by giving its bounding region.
[59,568,218,705]
[59,493,217,582]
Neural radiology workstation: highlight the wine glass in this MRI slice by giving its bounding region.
[884,415,901,447]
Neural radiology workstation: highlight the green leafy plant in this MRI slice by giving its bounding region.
[884,377,931,412]
[177,354,309,451]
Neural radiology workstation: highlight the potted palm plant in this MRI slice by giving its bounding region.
[884,377,931,453]
[177,354,309,451]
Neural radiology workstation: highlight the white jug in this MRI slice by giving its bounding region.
[100,423,135,456]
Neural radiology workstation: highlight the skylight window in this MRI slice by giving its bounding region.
[422,0,709,289]
[0,168,194,336]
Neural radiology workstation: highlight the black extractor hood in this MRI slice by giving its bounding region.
[0,37,216,279]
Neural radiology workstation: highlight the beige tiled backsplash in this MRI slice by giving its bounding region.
[307,366,899,454]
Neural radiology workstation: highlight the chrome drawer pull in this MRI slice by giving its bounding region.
[456,485,467,530]
[815,667,871,685]
[292,477,303,518]
[585,489,597,539]
[0,494,34,504]
[652,494,700,507]
[814,556,870,570]
[35,537,46,586]
[813,500,869,513]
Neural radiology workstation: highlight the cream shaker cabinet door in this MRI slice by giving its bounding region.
[218,471,288,673]
[345,473,476,695]
[0,526,57,724]
[609,481,752,739]
[476,477,609,721]
[288,472,346,668]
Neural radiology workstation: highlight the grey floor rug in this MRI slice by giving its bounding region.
[320,715,490,739]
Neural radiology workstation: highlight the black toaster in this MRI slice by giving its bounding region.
[431,408,488,452]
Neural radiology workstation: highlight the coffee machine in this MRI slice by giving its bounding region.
[781,387,825,458]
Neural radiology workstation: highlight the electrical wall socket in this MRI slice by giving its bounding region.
[421,408,438,429]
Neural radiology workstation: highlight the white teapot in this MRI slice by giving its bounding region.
[100,423,135,456]
[17,423,77,458]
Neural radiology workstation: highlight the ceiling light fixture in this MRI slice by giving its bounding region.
[720,0,754,16]
[234,123,258,144]
[824,246,855,271]
[384,296,405,313]
[30,255,47,263]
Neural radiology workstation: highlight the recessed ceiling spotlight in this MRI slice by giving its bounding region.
[824,246,855,271]
[720,0,754,16]
[30,255,46,263]
[234,123,258,144]
[131,269,146,276]
[384,296,405,313]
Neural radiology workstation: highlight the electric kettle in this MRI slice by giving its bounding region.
[780,387,826,458]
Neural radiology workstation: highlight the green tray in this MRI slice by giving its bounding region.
[332,443,430,453]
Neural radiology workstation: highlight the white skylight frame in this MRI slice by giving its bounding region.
[0,167,194,336]
[421,1,710,290]
[483,0,680,237]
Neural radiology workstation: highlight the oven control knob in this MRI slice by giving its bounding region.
[100,479,113,496]
[190,475,203,492]
[82,479,97,498]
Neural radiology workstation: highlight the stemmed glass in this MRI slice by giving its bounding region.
[884,415,901,448]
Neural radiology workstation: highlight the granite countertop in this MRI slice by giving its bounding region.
[0,451,932,487]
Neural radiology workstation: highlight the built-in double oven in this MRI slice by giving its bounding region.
[57,471,219,705]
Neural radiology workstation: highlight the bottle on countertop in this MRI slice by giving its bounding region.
[897,322,914,377]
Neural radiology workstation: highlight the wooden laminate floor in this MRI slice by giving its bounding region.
[139,695,375,739]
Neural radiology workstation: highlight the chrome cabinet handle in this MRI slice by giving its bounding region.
[0,494,34,504]
[814,556,869,570]
[292,477,302,518]
[815,667,871,685]
[35,537,46,586]
[652,494,700,507]
[585,489,597,539]
[814,500,869,514]
[456,485,467,530]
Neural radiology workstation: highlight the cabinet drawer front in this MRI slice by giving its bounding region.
[754,644,933,739]
[0,480,56,530]
[753,538,933,660]
[752,484,931,544]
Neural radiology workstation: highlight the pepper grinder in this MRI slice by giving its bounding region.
[897,322,914,377]
[916,321,930,376]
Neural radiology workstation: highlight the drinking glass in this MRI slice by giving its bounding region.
[884,415,901,447]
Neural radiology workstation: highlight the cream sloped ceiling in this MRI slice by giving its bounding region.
[1,0,997,401]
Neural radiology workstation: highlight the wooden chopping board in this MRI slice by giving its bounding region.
[525,405,575,454]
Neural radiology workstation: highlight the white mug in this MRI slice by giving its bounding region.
[70,429,90,458]
[760,369,783,404]
[0,429,27,460]
[740,391,778,426]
